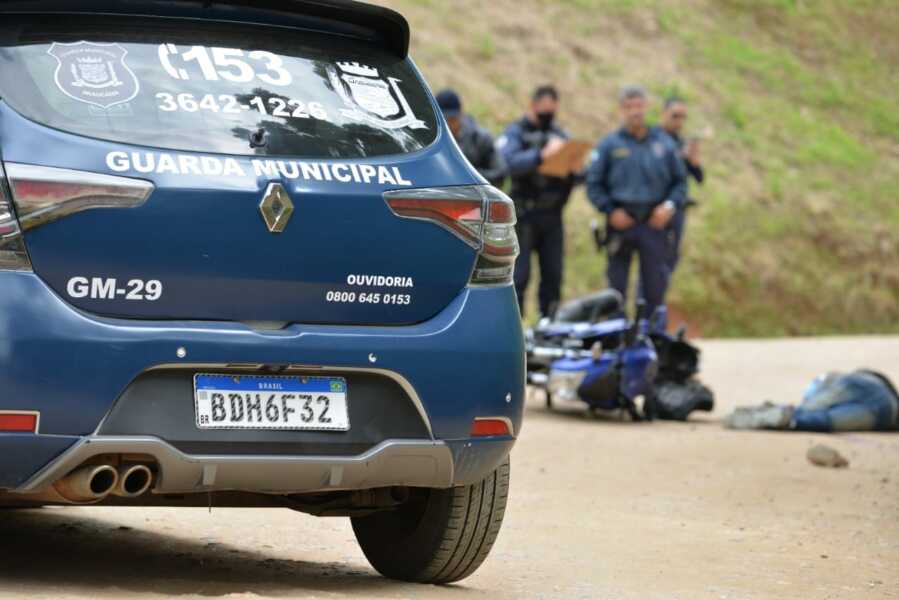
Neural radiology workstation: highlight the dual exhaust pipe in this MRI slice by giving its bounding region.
[53,463,154,503]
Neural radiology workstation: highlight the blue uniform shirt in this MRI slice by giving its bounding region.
[586,126,687,216]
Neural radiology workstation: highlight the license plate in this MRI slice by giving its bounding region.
[194,373,349,431]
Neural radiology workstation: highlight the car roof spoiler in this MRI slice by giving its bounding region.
[0,0,411,57]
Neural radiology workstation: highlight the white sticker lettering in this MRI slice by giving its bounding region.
[67,276,89,298]
[325,275,415,306]
[66,277,163,301]
[91,277,117,300]
[346,275,415,288]
[325,290,412,306]
[107,151,130,172]
[158,44,293,87]
[155,92,331,122]
[105,151,414,186]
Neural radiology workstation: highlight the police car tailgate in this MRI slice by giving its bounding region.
[1,138,484,325]
[0,10,479,326]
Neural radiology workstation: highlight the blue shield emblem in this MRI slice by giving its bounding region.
[47,41,140,109]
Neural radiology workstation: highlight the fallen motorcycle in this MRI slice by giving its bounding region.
[526,290,714,421]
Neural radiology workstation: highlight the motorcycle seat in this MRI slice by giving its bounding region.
[554,289,624,323]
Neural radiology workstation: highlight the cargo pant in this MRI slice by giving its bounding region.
[606,221,672,320]
[667,208,686,273]
[514,210,564,318]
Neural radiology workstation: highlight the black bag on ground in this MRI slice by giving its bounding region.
[650,332,714,421]
[650,333,700,384]
[655,380,715,421]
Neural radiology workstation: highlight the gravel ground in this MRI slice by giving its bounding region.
[1,337,897,599]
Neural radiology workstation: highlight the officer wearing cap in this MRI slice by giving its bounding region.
[497,85,578,317]
[586,85,687,319]
[436,89,507,187]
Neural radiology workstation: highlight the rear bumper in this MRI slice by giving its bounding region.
[15,435,513,495]
[0,271,524,492]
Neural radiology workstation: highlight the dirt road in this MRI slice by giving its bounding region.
[1,337,897,599]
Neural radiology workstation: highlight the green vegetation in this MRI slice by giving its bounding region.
[380,0,899,336]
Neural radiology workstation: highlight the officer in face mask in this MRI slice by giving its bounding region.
[497,85,580,317]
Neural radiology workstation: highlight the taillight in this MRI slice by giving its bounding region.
[475,186,519,285]
[6,163,153,232]
[384,185,519,285]
[0,411,39,433]
[471,417,513,437]
[0,162,31,271]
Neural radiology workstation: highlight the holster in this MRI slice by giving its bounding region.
[590,219,606,251]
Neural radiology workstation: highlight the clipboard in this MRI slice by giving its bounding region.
[538,139,592,178]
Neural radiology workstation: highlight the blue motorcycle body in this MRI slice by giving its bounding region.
[527,308,659,416]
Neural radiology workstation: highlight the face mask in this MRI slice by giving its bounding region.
[536,111,555,130]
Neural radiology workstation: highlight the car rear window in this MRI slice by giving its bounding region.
[0,15,438,158]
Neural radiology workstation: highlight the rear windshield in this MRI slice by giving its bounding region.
[0,15,437,158]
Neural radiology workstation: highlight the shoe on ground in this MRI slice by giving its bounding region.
[725,402,794,430]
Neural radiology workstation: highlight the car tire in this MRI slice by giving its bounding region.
[351,456,510,584]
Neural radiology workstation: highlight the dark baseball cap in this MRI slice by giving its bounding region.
[436,89,462,118]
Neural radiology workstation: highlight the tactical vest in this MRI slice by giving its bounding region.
[510,126,574,214]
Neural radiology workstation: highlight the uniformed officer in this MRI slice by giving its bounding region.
[586,85,687,319]
[436,89,507,187]
[659,96,704,274]
[498,85,579,317]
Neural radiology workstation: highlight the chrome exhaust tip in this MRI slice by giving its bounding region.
[113,464,153,498]
[53,464,119,503]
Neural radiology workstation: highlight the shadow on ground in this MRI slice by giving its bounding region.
[0,509,467,597]
[525,389,722,428]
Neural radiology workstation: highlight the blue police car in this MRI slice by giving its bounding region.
[0,0,523,583]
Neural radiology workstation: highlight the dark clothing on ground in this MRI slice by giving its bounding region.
[499,116,578,316]
[795,370,899,432]
[455,115,507,187]
[513,212,564,318]
[726,371,899,432]
[586,127,688,317]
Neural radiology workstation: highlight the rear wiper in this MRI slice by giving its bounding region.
[249,127,269,149]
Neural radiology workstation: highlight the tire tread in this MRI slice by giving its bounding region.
[352,456,510,584]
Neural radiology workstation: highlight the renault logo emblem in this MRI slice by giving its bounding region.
[258,183,294,233]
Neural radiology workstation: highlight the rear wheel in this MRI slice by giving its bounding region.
[351,456,510,584]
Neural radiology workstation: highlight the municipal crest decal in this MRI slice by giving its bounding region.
[328,62,426,130]
[47,42,140,109]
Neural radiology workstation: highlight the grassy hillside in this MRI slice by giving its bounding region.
[376,0,899,337]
